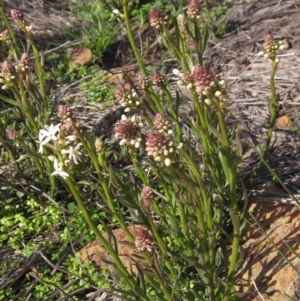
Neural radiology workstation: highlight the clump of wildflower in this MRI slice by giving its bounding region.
[145,131,182,166]
[114,115,143,148]
[6,128,17,140]
[58,105,73,121]
[136,75,149,90]
[258,34,287,63]
[114,85,141,112]
[135,228,154,252]
[0,61,16,90]
[152,70,165,87]
[15,53,29,73]
[153,113,173,135]
[187,0,201,21]
[141,186,153,208]
[149,8,168,29]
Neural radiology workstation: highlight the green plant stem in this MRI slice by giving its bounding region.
[161,86,182,141]
[171,166,215,298]
[161,24,189,71]
[0,5,21,59]
[215,104,240,300]
[144,252,172,301]
[0,134,22,174]
[145,206,176,284]
[194,22,203,65]
[265,61,278,155]
[129,149,148,185]
[178,149,213,230]
[25,33,47,104]
[10,86,39,132]
[202,0,214,34]
[177,200,193,252]
[77,129,102,177]
[65,176,149,300]
[77,130,133,240]
[122,1,145,75]
[122,1,164,112]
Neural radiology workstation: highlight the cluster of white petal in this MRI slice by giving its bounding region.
[38,123,83,180]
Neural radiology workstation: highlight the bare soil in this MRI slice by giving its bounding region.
[2,0,300,300]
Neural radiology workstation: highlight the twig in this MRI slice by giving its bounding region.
[251,279,266,301]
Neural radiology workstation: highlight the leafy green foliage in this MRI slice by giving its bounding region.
[67,2,120,58]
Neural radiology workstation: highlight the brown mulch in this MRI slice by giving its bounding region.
[2,0,300,300]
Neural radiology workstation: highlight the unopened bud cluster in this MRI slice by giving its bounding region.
[0,30,9,41]
[258,34,287,63]
[6,128,17,140]
[114,85,141,112]
[0,61,16,90]
[153,113,173,135]
[11,9,32,35]
[152,70,166,87]
[141,186,153,207]
[136,75,149,90]
[58,105,73,121]
[114,115,143,148]
[57,106,83,143]
[145,131,181,166]
[149,8,168,29]
[0,53,31,89]
[135,228,154,252]
[187,0,201,21]
[15,53,29,73]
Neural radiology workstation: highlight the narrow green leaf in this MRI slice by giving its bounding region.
[0,94,20,107]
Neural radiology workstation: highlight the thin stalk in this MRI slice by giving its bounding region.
[129,149,148,185]
[194,22,203,65]
[25,32,47,103]
[264,61,278,155]
[161,24,189,71]
[202,0,214,34]
[161,86,183,141]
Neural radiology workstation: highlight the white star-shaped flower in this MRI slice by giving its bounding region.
[61,143,82,164]
[51,159,69,179]
[38,123,61,153]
